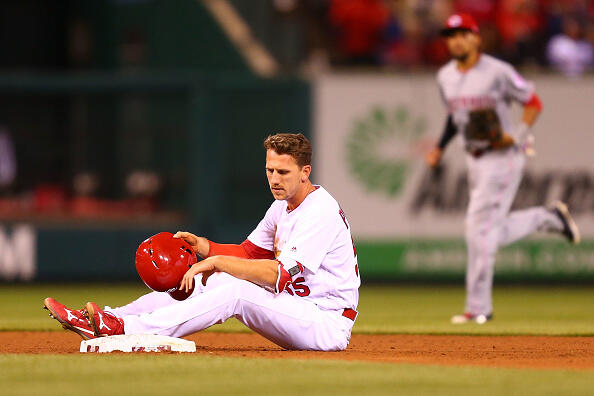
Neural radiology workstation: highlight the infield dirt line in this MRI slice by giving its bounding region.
[1,331,592,370]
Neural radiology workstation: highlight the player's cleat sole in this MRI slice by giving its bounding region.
[552,201,581,244]
[43,297,97,340]
[451,313,493,325]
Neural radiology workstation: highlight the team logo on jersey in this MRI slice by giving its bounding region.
[346,105,427,197]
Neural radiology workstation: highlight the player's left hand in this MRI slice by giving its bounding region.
[173,231,210,258]
[491,132,515,150]
[180,257,217,291]
[425,147,443,167]
[520,133,536,157]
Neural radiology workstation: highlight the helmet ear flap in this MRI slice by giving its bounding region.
[167,243,196,301]
[167,278,195,301]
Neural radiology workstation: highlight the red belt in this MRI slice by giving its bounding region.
[342,308,358,321]
[469,148,487,158]
[468,145,513,158]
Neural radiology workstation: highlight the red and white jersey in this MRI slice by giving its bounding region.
[247,185,360,311]
[437,54,534,146]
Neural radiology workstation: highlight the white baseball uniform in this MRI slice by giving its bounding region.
[106,185,360,351]
[437,54,563,315]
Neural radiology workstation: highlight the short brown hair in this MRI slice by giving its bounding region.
[264,133,312,167]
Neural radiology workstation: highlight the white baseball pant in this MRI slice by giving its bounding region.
[464,147,563,315]
[106,272,354,351]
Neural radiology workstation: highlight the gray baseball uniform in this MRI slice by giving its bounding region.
[437,54,563,315]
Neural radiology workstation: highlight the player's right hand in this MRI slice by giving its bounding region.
[425,147,443,168]
[174,231,209,258]
[180,258,217,290]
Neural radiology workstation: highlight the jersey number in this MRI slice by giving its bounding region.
[340,208,358,264]
[284,277,310,297]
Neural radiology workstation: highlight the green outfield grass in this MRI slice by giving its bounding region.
[0,283,592,335]
[1,354,592,396]
[1,283,592,395]
[356,285,594,336]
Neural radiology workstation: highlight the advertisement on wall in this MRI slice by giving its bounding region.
[314,74,594,280]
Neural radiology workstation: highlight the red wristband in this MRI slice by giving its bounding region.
[207,239,274,259]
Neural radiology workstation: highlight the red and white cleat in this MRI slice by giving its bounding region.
[85,302,125,337]
[43,297,97,340]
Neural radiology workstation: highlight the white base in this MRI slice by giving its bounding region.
[80,334,196,353]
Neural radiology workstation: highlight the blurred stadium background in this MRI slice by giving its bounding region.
[0,0,592,285]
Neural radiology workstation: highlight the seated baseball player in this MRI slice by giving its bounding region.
[44,133,360,351]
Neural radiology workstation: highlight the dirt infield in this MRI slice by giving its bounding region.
[1,331,592,370]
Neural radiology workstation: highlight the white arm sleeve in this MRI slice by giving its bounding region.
[247,201,281,251]
[502,65,534,104]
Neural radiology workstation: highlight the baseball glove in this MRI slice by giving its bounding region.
[463,108,514,153]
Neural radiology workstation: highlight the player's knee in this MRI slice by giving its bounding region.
[465,220,496,239]
[466,228,497,248]
[202,282,244,319]
[233,283,269,309]
[217,281,266,318]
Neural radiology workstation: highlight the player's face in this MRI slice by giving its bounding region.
[445,30,480,61]
[265,150,310,201]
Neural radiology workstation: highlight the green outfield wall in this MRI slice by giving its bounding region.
[1,223,593,282]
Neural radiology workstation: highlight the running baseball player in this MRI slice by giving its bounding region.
[426,14,581,324]
[44,133,360,351]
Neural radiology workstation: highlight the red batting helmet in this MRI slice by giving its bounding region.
[135,232,197,300]
[441,13,479,36]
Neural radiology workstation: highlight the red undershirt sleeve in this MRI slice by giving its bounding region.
[206,239,274,259]
[524,93,543,110]
[240,240,275,259]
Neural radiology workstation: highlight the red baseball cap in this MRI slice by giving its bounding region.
[441,13,479,35]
